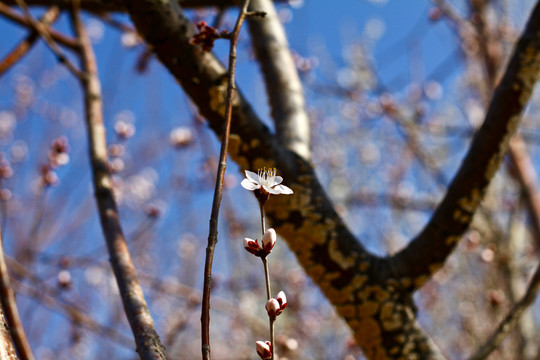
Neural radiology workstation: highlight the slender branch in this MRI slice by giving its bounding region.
[69,2,166,359]
[6,258,134,347]
[392,0,540,289]
[0,228,33,359]
[0,6,59,77]
[0,2,78,50]
[468,263,540,360]
[200,1,251,359]
[259,203,265,236]
[14,0,82,77]
[247,0,311,160]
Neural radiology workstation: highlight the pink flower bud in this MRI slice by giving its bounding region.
[266,298,281,317]
[276,291,287,311]
[262,228,276,254]
[256,341,272,360]
[266,291,287,317]
[243,238,262,256]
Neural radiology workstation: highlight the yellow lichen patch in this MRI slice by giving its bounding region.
[402,340,415,355]
[357,301,379,317]
[380,302,403,331]
[249,138,260,149]
[209,85,226,117]
[414,275,428,289]
[485,151,503,182]
[352,317,382,352]
[458,188,481,213]
[227,134,242,157]
[428,263,443,275]
[445,235,461,246]
[328,238,355,269]
[322,281,352,305]
[356,285,389,302]
[400,278,411,288]
[307,264,326,282]
[337,304,356,318]
[351,275,368,289]
[358,261,370,272]
[372,288,390,302]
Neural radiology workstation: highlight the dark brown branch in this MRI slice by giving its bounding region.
[124,1,446,358]
[69,1,167,359]
[0,229,33,359]
[0,6,59,77]
[0,2,77,51]
[247,0,311,160]
[14,0,82,77]
[201,1,251,359]
[392,0,540,289]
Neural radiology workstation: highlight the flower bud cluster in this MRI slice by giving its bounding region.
[188,21,228,52]
[41,136,70,187]
[243,228,276,258]
[265,291,287,318]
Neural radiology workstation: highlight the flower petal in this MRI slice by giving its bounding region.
[273,184,293,194]
[264,185,281,194]
[273,176,283,185]
[245,170,260,183]
[241,179,260,191]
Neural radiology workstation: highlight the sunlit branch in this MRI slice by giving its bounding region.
[0,227,33,359]
[0,6,59,77]
[392,0,540,289]
[0,307,17,360]
[201,1,252,359]
[247,0,311,160]
[69,2,167,358]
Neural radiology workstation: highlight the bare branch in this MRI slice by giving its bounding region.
[247,0,311,160]
[69,1,167,358]
[0,2,77,50]
[392,0,540,289]
[468,263,540,360]
[13,0,82,77]
[0,229,33,359]
[0,6,59,77]
[200,1,252,359]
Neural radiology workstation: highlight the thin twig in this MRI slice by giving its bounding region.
[0,6,59,77]
[468,264,540,360]
[259,203,265,236]
[69,1,167,359]
[201,1,252,359]
[15,0,83,77]
[261,256,274,359]
[0,227,34,359]
[0,2,78,51]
